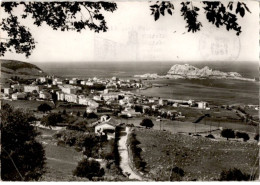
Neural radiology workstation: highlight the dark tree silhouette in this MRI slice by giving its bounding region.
[0,1,117,57]
[221,128,235,140]
[73,158,104,180]
[37,103,52,113]
[0,1,250,57]
[150,1,250,35]
[235,131,250,142]
[219,168,250,181]
[1,104,46,181]
[140,118,154,128]
[41,113,63,127]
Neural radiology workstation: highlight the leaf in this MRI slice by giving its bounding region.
[230,3,233,11]
[243,3,251,13]
[240,7,245,17]
[154,10,160,21]
[167,9,172,15]
[160,7,165,16]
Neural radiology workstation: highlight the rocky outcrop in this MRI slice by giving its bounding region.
[166,64,242,79]
[134,64,255,81]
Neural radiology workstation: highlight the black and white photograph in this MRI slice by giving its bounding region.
[0,0,259,182]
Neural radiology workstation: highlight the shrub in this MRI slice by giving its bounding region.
[38,103,52,113]
[236,132,250,142]
[205,134,215,139]
[221,129,235,140]
[41,113,63,127]
[170,167,185,181]
[73,158,104,180]
[219,168,250,181]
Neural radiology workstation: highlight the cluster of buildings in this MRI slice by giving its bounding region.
[1,75,210,118]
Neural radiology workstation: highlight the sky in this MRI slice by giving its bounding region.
[1,1,259,64]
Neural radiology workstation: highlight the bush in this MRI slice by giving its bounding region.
[128,132,146,171]
[73,158,104,180]
[236,132,250,142]
[41,113,63,127]
[219,168,250,181]
[221,129,235,140]
[38,103,52,113]
[254,134,259,141]
[170,167,185,181]
[205,134,215,139]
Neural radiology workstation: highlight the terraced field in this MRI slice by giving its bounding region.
[133,128,259,181]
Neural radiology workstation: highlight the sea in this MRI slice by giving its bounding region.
[36,61,259,105]
[37,61,258,79]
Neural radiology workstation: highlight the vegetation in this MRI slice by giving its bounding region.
[1,2,250,57]
[1,59,41,71]
[133,128,258,181]
[219,168,250,181]
[221,129,235,140]
[140,118,154,129]
[254,134,259,141]
[1,104,46,181]
[38,103,52,113]
[73,158,104,180]
[170,166,185,181]
[55,130,99,157]
[235,131,250,142]
[127,132,146,172]
[41,113,64,127]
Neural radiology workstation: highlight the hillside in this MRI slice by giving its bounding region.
[1,59,45,78]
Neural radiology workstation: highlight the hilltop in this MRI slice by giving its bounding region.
[135,64,255,81]
[1,59,45,78]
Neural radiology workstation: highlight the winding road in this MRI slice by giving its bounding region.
[118,127,142,180]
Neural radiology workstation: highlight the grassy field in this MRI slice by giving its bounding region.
[132,128,259,181]
[136,79,258,105]
[120,114,257,134]
[37,128,88,181]
[2,100,54,111]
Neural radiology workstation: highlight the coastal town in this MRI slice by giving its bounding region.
[1,69,259,180]
[0,0,259,181]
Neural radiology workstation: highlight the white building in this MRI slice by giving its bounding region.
[198,101,208,109]
[58,85,81,94]
[86,82,94,86]
[12,92,26,100]
[38,77,47,83]
[69,79,77,85]
[78,95,91,105]
[4,88,13,95]
[39,91,52,100]
[24,85,42,93]
[64,94,78,103]
[95,116,118,140]
[93,95,102,101]
[56,91,65,101]
[80,81,86,85]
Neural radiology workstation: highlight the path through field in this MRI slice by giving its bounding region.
[118,127,142,181]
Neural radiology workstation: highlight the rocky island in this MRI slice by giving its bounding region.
[134,64,255,81]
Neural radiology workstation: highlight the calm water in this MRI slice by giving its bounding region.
[36,61,258,79]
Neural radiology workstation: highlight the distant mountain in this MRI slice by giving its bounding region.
[135,64,255,81]
[1,59,45,77]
